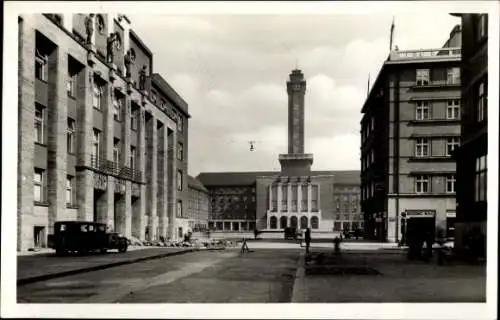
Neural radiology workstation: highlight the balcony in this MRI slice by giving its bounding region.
[90,155,143,183]
[388,47,461,63]
[278,153,314,161]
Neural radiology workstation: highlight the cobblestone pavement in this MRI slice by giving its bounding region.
[17,247,486,304]
[17,249,300,303]
[293,250,486,303]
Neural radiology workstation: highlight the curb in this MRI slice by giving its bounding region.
[291,252,306,303]
[17,248,222,286]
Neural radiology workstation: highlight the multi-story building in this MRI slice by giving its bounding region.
[450,14,488,255]
[18,13,188,251]
[149,73,191,239]
[333,182,363,232]
[361,25,462,242]
[187,175,209,232]
[197,69,360,233]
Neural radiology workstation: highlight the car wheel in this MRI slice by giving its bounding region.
[118,245,128,253]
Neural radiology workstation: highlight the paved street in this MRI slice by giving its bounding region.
[17,246,485,303]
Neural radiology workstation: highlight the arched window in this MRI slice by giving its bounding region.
[290,216,298,228]
[300,216,308,229]
[280,216,287,229]
[115,33,122,49]
[270,216,278,229]
[96,15,105,34]
[311,216,319,229]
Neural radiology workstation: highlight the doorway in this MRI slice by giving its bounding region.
[93,190,104,222]
[33,226,46,248]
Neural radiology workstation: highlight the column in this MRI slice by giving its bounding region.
[158,124,168,239]
[277,183,282,213]
[268,184,272,211]
[297,180,302,213]
[308,184,312,214]
[97,79,115,228]
[168,129,177,240]
[76,65,94,221]
[147,116,158,240]
[287,183,292,214]
[18,16,36,250]
[46,45,68,234]
[115,95,132,237]
[132,108,146,240]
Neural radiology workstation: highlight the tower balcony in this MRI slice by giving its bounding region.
[388,47,461,63]
[279,153,314,161]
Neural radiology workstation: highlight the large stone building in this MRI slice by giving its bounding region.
[187,175,209,233]
[361,25,462,242]
[18,13,189,251]
[197,69,361,233]
[450,13,488,255]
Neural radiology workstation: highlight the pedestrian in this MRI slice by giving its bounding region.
[240,237,250,254]
[254,228,259,240]
[305,228,311,255]
[424,230,433,262]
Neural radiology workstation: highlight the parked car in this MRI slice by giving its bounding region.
[284,227,300,240]
[48,221,128,255]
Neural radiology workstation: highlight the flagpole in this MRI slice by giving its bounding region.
[367,73,370,98]
[390,16,395,52]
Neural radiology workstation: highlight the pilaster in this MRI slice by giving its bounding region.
[132,108,146,239]
[147,116,158,239]
[46,45,68,235]
[18,17,36,250]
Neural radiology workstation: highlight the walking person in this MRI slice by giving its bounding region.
[305,228,312,255]
[240,237,250,255]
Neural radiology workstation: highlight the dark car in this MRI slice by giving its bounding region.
[284,227,299,240]
[49,221,128,255]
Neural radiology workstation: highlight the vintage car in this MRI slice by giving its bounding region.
[284,227,300,240]
[48,221,128,255]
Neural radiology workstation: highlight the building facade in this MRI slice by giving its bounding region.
[361,25,462,242]
[18,13,188,250]
[187,175,209,233]
[451,14,488,254]
[333,183,363,232]
[198,69,360,233]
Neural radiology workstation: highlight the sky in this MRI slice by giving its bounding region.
[129,12,461,176]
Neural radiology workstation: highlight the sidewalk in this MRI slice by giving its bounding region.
[17,247,200,285]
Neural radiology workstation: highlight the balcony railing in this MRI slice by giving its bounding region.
[90,155,143,182]
[389,47,461,61]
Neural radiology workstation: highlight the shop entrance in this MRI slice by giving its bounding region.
[33,226,46,248]
[93,190,104,222]
[405,216,436,242]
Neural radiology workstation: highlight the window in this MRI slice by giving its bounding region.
[447,100,460,119]
[342,222,350,231]
[152,92,157,103]
[34,105,44,144]
[130,146,136,170]
[177,200,183,217]
[93,84,102,110]
[177,170,183,191]
[415,175,429,193]
[131,109,138,131]
[34,169,43,202]
[92,129,101,161]
[477,14,487,41]
[416,69,430,86]
[447,67,460,85]
[177,143,183,161]
[415,138,429,157]
[96,14,105,34]
[66,118,76,153]
[446,174,456,193]
[477,81,487,122]
[113,139,120,165]
[35,49,48,81]
[113,95,121,121]
[333,222,341,231]
[475,155,487,202]
[67,72,76,97]
[177,115,183,132]
[66,176,73,205]
[415,101,430,120]
[446,137,460,156]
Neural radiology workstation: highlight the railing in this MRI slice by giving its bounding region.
[389,47,461,61]
[90,155,143,182]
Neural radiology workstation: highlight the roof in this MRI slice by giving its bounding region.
[187,175,208,193]
[151,73,190,117]
[129,29,153,58]
[196,170,360,187]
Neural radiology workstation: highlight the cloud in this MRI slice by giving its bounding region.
[128,13,461,175]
